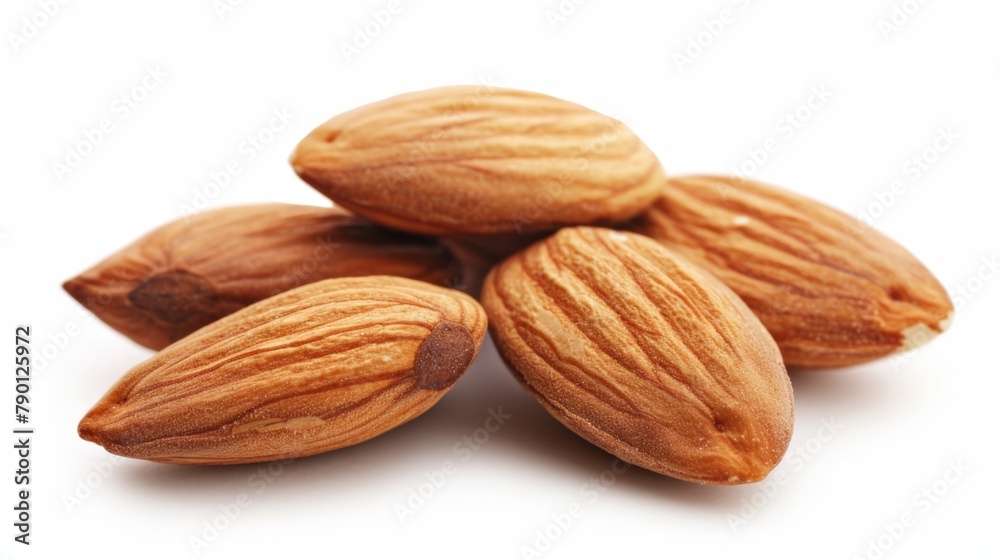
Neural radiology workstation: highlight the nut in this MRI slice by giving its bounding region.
[290,85,666,235]
[627,175,954,367]
[63,203,460,350]
[77,276,487,465]
[481,227,793,484]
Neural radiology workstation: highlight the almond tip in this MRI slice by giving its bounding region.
[897,311,953,354]
[62,277,86,302]
[77,416,102,444]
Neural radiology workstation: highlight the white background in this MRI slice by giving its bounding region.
[2,1,999,559]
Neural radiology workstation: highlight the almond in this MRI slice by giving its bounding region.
[78,276,487,465]
[63,204,459,350]
[481,227,793,484]
[290,86,665,235]
[626,176,954,367]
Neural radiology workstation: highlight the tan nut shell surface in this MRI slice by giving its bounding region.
[482,227,794,484]
[78,276,487,465]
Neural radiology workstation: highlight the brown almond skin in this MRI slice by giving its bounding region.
[626,176,954,368]
[290,86,666,235]
[63,204,460,350]
[481,227,793,484]
[78,276,487,465]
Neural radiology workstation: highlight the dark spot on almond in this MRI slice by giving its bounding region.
[129,270,216,323]
[887,285,908,303]
[414,320,474,390]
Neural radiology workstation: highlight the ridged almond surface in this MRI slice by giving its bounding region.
[290,86,665,235]
[627,176,954,367]
[481,227,793,484]
[78,276,487,465]
[63,204,459,350]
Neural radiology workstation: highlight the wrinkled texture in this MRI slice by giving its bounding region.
[481,227,793,484]
[63,204,460,350]
[290,86,666,235]
[78,276,487,465]
[627,176,954,367]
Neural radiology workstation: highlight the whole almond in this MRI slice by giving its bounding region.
[290,86,666,235]
[63,204,460,350]
[627,176,954,367]
[481,227,793,484]
[78,276,487,465]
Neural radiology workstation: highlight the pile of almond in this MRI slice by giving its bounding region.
[68,86,952,484]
